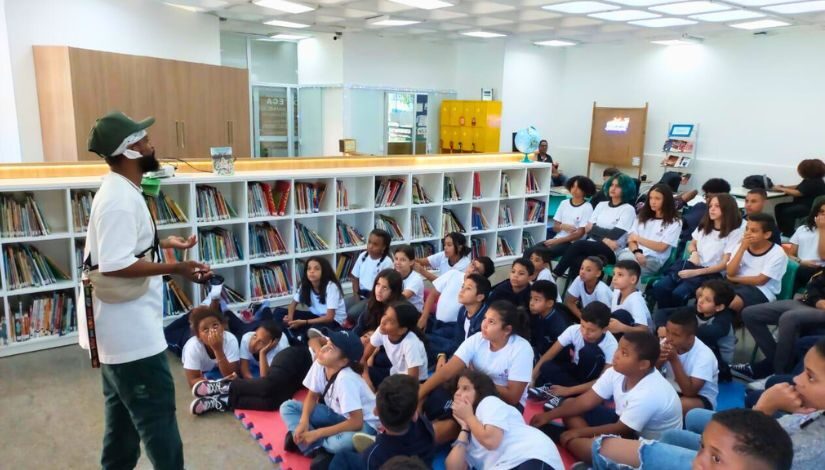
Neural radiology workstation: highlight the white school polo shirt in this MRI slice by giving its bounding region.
[729,243,788,301]
[427,251,471,276]
[791,225,825,266]
[351,252,394,292]
[553,199,593,239]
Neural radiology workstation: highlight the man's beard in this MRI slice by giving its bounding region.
[139,150,160,173]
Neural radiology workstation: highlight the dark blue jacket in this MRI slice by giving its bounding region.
[488,280,531,310]
[362,416,436,470]
[449,303,488,355]
[530,305,572,360]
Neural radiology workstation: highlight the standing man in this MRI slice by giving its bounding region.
[534,139,565,186]
[81,111,211,469]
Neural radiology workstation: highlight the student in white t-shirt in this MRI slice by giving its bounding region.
[530,332,683,464]
[419,256,495,332]
[609,260,652,336]
[565,255,613,320]
[239,321,290,379]
[419,300,534,444]
[529,248,562,301]
[616,184,682,277]
[285,256,347,339]
[652,193,743,309]
[658,309,719,415]
[415,232,472,282]
[446,370,563,470]
[789,199,825,291]
[363,301,429,390]
[530,176,596,259]
[393,245,425,311]
[726,214,788,313]
[347,229,394,321]
[182,307,240,387]
[280,328,379,456]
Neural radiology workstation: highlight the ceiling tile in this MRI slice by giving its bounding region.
[560,16,605,27]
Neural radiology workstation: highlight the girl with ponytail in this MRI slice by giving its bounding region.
[362,301,429,390]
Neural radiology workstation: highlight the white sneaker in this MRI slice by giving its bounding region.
[747,376,770,391]
[352,432,376,453]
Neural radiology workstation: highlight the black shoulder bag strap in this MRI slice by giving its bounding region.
[319,369,342,405]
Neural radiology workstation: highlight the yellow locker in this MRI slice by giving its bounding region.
[448,101,462,127]
[440,126,452,151]
[484,101,503,128]
[440,102,451,130]
[469,101,484,129]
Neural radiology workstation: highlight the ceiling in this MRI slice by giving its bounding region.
[157,0,825,44]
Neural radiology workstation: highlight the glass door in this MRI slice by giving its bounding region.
[386,92,428,155]
[252,86,299,157]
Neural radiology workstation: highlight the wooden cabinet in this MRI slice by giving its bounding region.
[33,46,250,162]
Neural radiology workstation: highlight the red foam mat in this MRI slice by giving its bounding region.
[524,400,578,469]
[234,390,311,470]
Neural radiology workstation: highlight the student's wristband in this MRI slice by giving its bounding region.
[437,353,446,359]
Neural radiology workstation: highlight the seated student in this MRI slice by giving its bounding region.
[653,194,743,309]
[726,213,788,313]
[635,171,697,213]
[393,245,425,312]
[280,256,347,340]
[590,408,793,470]
[353,269,404,337]
[363,301,429,390]
[445,370,564,470]
[418,300,533,444]
[239,320,290,379]
[679,178,732,250]
[773,158,825,237]
[415,232,471,282]
[432,273,492,369]
[589,167,621,208]
[554,173,638,279]
[529,175,596,259]
[419,256,495,335]
[347,229,394,321]
[616,183,682,277]
[528,280,572,361]
[788,198,825,292]
[609,260,652,336]
[658,310,719,415]
[182,306,240,387]
[330,374,435,470]
[530,302,617,404]
[565,255,613,320]
[529,332,683,464]
[487,258,534,310]
[743,188,781,244]
[529,247,556,285]
[280,328,379,465]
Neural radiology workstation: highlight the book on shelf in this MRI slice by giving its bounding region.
[375,215,404,241]
[443,176,461,202]
[473,172,482,199]
[500,173,511,198]
[442,208,466,235]
[524,199,546,224]
[198,227,242,264]
[471,238,487,258]
[248,181,289,217]
[295,222,330,253]
[71,190,95,233]
[411,177,431,205]
[337,220,366,248]
[145,191,187,225]
[498,205,513,228]
[250,262,292,300]
[249,223,288,258]
[74,241,84,276]
[196,185,237,222]
[3,244,70,290]
[0,193,50,238]
[411,212,434,239]
[471,207,489,231]
[497,237,514,257]
[522,232,536,250]
[8,291,75,342]
[272,181,291,216]
[162,276,192,317]
[411,242,435,259]
[159,246,188,263]
[336,252,356,280]
[526,171,540,194]
[295,182,327,214]
[199,282,245,305]
[662,139,694,153]
[375,178,405,207]
[337,181,350,210]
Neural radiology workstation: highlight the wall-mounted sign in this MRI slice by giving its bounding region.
[605,117,630,133]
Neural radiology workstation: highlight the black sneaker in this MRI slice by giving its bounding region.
[284,431,300,454]
[310,449,334,470]
[189,396,228,416]
[528,384,555,401]
[542,393,565,410]
[192,377,232,398]
[730,363,756,382]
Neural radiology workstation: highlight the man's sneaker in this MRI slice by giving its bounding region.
[192,377,232,397]
[730,363,756,382]
[284,431,300,453]
[542,393,565,410]
[352,433,376,453]
[189,396,228,416]
[747,376,770,391]
[528,384,555,401]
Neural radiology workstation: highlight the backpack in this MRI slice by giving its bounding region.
[743,175,773,190]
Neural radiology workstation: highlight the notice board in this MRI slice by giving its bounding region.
[588,102,648,178]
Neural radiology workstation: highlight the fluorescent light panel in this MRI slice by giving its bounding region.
[270,33,310,40]
[763,0,825,13]
[371,19,420,26]
[461,30,507,38]
[651,39,694,45]
[534,39,577,46]
[589,9,661,21]
[543,1,620,14]
[264,19,311,28]
[689,10,765,21]
[730,19,790,29]
[650,1,730,15]
[164,3,206,12]
[253,0,315,14]
[388,0,453,9]
[630,17,698,27]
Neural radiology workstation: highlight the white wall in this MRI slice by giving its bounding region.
[4,0,220,162]
[322,88,344,155]
[298,36,343,85]
[454,41,505,101]
[0,0,21,163]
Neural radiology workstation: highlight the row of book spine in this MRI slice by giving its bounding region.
[375,215,404,241]
[248,181,289,217]
[249,223,288,258]
[443,176,461,202]
[471,238,487,258]
[336,253,355,280]
[500,174,511,198]
[525,199,546,224]
[526,172,540,194]
[145,191,188,225]
[295,182,326,214]
[250,262,291,300]
[198,228,242,264]
[2,291,75,343]
[71,191,94,233]
[375,178,405,207]
[411,177,432,205]
[411,242,435,259]
[162,277,192,317]
[196,185,238,222]
[522,232,536,250]
[498,205,514,228]
[295,222,330,253]
[442,209,466,235]
[411,213,435,239]
[472,207,489,231]
[159,246,186,263]
[337,221,365,248]
[473,172,482,199]
[4,244,69,290]
[0,193,50,238]
[201,283,246,304]
[497,237,514,257]
[337,181,349,210]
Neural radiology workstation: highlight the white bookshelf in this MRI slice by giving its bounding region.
[0,161,551,357]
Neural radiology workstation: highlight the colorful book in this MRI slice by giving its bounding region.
[0,193,51,237]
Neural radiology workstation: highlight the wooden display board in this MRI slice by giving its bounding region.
[587,102,648,178]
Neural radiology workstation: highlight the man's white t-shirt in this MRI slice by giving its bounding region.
[591,367,683,439]
[631,218,682,263]
[661,338,719,409]
[292,282,347,325]
[351,252,394,292]
[567,277,613,308]
[402,271,425,312]
[369,330,428,380]
[791,225,825,266]
[78,173,166,365]
[692,226,743,268]
[182,331,240,372]
[729,243,788,301]
[303,362,380,430]
[553,199,593,239]
[433,269,465,323]
[466,396,564,470]
[611,290,651,327]
[427,252,470,276]
[455,332,534,406]
[239,330,289,366]
[557,324,618,365]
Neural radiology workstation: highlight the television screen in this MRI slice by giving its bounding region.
[669,124,694,138]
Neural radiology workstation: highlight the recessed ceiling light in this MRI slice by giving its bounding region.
[724,0,799,6]
[651,39,694,45]
[367,16,421,27]
[253,0,315,14]
[763,0,825,13]
[534,39,578,46]
[269,33,310,40]
[542,1,621,14]
[729,19,791,29]
[589,10,661,21]
[388,0,454,9]
[164,3,206,12]
[650,1,730,15]
[608,0,673,5]
[264,19,311,28]
[461,30,507,38]
[630,17,699,27]
[689,10,765,21]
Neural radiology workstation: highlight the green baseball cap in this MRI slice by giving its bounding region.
[87,111,155,157]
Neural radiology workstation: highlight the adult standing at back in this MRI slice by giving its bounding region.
[773,158,825,237]
[81,111,212,470]
[534,139,566,186]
